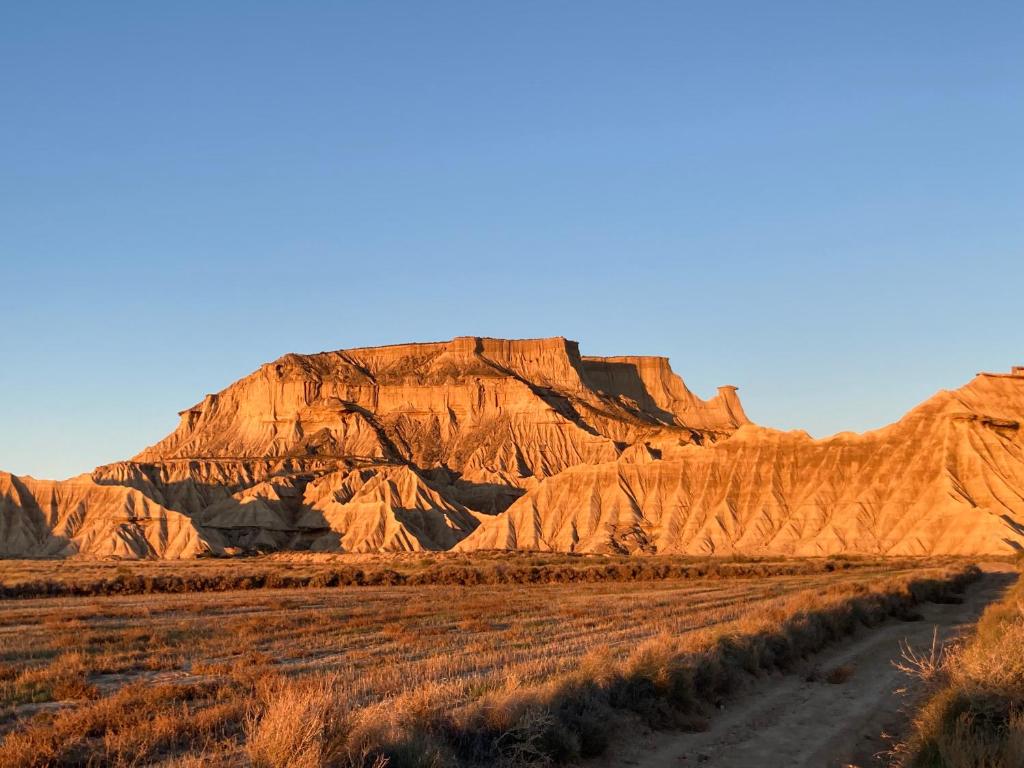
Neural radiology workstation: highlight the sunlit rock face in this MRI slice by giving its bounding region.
[2,337,745,558]
[4,338,1023,558]
[0,471,218,559]
[458,371,1024,556]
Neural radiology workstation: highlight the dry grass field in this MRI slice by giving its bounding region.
[0,557,977,767]
[900,562,1024,767]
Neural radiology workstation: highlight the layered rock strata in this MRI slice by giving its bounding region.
[3,337,745,557]
[3,338,1022,558]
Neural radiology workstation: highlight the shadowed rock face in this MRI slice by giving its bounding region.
[3,338,1022,558]
[0,472,215,559]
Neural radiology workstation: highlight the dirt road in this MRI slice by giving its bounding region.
[598,566,1016,768]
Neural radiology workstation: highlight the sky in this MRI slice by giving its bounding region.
[1,1,1022,480]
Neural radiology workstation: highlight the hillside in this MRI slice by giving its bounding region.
[1,337,746,557]
[2,338,1022,558]
[458,373,1024,555]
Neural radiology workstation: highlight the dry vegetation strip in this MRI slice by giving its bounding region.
[899,567,1023,767]
[0,553,934,599]
[0,562,977,767]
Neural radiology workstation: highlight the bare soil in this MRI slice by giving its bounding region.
[595,564,1017,768]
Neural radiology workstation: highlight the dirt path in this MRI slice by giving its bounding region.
[597,566,1017,768]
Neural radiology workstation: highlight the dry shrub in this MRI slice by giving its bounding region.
[575,644,616,686]
[245,674,349,768]
[0,554,923,599]
[493,706,557,767]
[902,573,1024,767]
[895,627,948,684]
[908,689,1024,767]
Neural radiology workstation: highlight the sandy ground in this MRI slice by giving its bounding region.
[594,564,1017,768]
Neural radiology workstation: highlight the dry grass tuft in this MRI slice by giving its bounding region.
[245,675,349,768]
[900,574,1024,767]
[895,627,948,684]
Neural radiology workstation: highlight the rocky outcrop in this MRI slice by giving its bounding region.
[1,337,743,558]
[457,372,1024,556]
[580,355,749,435]
[133,337,742,486]
[3,337,1021,558]
[0,472,218,558]
[297,465,483,552]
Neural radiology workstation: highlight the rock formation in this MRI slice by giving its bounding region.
[2,337,1022,558]
[0,472,215,559]
[2,337,745,557]
[458,371,1024,556]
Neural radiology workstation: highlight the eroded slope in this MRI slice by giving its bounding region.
[458,372,1024,555]
[6,337,1020,558]
[2,336,741,557]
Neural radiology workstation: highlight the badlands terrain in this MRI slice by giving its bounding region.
[2,336,1024,559]
[2,337,1023,766]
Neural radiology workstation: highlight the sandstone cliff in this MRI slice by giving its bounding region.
[3,337,1021,558]
[1,337,743,557]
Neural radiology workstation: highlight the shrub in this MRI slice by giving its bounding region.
[901,570,1023,767]
[245,675,349,768]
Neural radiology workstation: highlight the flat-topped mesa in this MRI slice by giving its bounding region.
[1,335,758,558]
[133,337,747,473]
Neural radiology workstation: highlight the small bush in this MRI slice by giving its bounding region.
[245,675,348,768]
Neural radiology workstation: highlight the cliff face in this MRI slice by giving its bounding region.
[457,373,1024,556]
[2,337,744,558]
[134,337,742,474]
[3,337,1021,558]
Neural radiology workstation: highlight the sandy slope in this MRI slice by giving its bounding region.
[595,565,1017,768]
[461,373,1024,556]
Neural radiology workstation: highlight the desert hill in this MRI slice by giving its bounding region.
[1,337,746,558]
[2,338,1022,558]
[457,372,1024,555]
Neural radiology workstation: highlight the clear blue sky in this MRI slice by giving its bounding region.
[2,2,1022,479]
